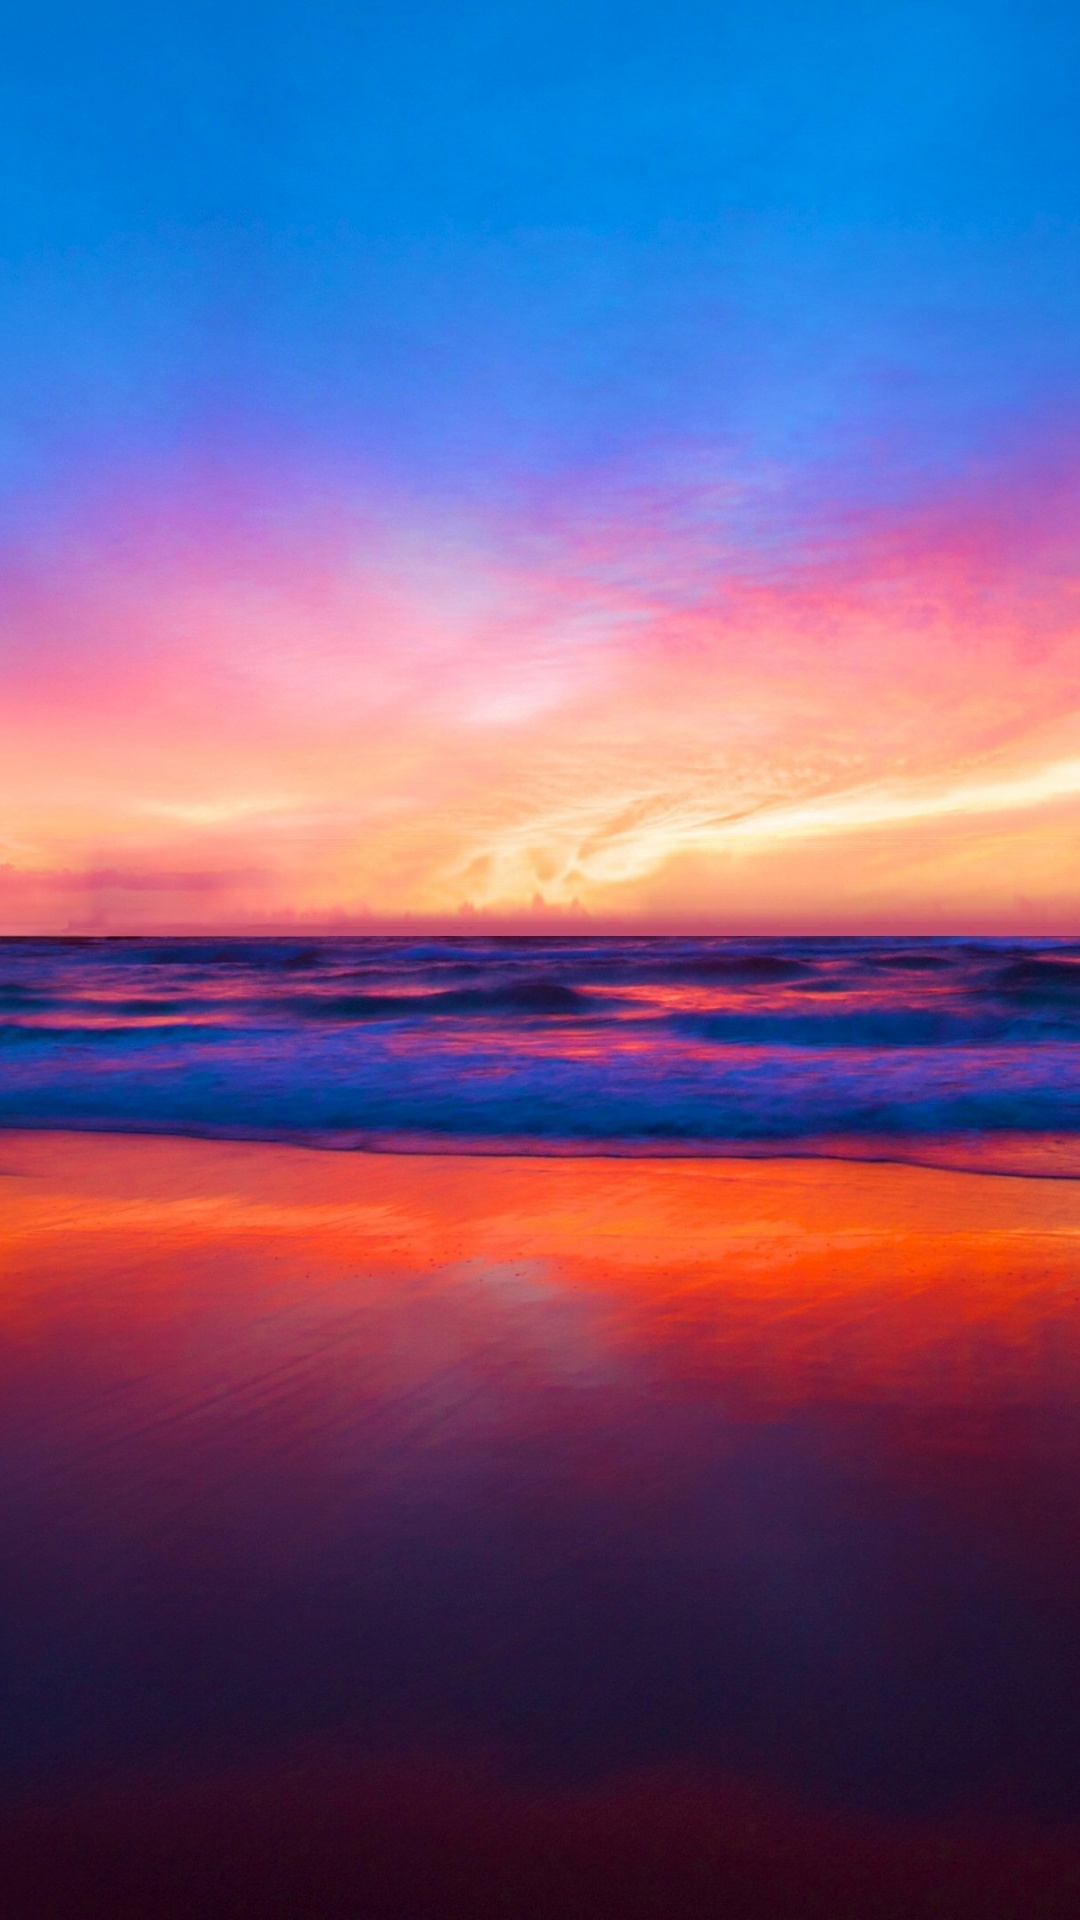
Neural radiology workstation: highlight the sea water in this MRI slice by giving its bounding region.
[1,934,1079,1165]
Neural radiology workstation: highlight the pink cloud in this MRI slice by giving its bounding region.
[3,439,1079,930]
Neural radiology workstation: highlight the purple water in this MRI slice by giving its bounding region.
[1,935,1079,1164]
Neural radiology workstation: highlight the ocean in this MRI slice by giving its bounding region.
[2,934,1079,1166]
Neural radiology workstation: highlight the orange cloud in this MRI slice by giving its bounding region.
[2,450,1078,931]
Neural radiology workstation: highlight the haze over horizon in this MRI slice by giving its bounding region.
[3,0,1080,933]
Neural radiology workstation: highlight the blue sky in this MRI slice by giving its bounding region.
[4,0,1080,502]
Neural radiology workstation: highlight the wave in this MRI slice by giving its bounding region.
[1,936,1078,1169]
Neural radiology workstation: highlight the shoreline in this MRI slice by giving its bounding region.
[3,1120,1080,1182]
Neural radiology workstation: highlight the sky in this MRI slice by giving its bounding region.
[2,0,1080,931]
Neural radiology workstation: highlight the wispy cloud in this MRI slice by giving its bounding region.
[3,443,1080,929]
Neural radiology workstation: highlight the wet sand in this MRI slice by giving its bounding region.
[3,1131,1080,1915]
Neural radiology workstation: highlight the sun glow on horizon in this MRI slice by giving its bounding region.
[1,446,1078,934]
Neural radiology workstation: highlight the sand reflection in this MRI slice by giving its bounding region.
[3,1131,1080,1911]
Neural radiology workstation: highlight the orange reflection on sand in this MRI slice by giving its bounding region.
[3,1132,1078,1412]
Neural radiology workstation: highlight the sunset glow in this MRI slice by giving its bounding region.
[3,0,1080,930]
[3,450,1079,930]
[7,13,1080,1911]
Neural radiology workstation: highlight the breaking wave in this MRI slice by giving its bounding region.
[1,936,1079,1171]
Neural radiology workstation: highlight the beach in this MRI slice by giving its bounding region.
[4,1128,1080,1913]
